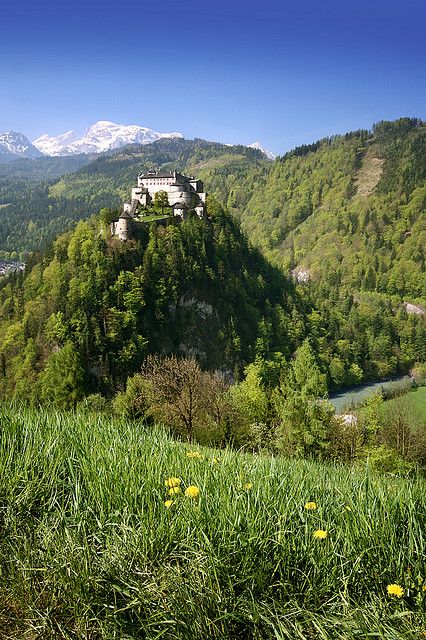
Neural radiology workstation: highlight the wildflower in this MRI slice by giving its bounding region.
[165,477,181,488]
[422,585,426,592]
[313,529,327,540]
[168,486,180,495]
[387,584,404,598]
[186,451,203,460]
[304,501,317,510]
[164,500,173,508]
[345,505,352,512]
[185,485,200,499]
[244,482,253,491]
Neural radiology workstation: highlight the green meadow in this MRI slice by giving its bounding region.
[0,405,425,639]
[403,387,426,419]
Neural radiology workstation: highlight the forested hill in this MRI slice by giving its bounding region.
[0,138,269,256]
[241,118,426,304]
[234,118,425,387]
[0,202,305,404]
[2,118,425,308]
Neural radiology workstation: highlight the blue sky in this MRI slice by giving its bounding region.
[1,0,425,154]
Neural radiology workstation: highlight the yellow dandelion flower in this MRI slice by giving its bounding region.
[244,482,253,491]
[304,501,317,510]
[164,499,173,508]
[345,505,352,512]
[185,485,200,499]
[165,477,181,488]
[422,584,426,592]
[168,486,180,495]
[186,450,203,459]
[313,529,327,540]
[387,584,404,598]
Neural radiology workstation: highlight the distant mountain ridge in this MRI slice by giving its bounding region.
[0,120,276,162]
[32,120,184,156]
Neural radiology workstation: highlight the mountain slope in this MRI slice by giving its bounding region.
[241,118,426,303]
[1,405,424,639]
[0,131,44,163]
[0,154,95,182]
[33,120,184,156]
[0,203,301,401]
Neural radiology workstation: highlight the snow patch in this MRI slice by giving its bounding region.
[247,141,275,160]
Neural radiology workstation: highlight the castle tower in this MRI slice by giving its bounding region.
[112,210,132,240]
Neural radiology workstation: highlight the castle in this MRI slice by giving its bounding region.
[111,169,207,240]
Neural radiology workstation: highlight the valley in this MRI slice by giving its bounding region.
[0,116,424,639]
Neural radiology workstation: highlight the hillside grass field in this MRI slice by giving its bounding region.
[382,387,426,420]
[407,387,426,418]
[0,405,425,639]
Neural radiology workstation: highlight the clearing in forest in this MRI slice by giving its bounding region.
[353,148,384,198]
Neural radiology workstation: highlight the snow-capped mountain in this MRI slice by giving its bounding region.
[247,142,275,160]
[33,129,80,157]
[33,121,184,156]
[0,131,44,162]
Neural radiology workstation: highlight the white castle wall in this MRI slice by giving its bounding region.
[113,217,131,241]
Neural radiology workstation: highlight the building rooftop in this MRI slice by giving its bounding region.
[139,172,175,179]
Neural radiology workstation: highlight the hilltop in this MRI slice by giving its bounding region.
[0,202,302,402]
[0,138,269,255]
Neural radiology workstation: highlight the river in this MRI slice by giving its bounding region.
[329,376,412,413]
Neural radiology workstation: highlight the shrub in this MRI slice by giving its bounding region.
[112,373,153,420]
[380,378,413,400]
[380,395,426,465]
[363,445,416,475]
[411,362,426,386]
[139,355,231,443]
[77,393,111,414]
[329,414,364,462]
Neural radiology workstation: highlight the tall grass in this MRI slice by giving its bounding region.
[0,404,425,639]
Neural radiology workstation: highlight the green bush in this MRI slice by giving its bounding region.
[112,373,153,419]
[364,445,416,475]
[411,362,426,386]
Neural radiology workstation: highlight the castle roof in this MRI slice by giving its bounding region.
[139,172,174,179]
[119,210,133,219]
[139,170,191,183]
[172,201,188,209]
